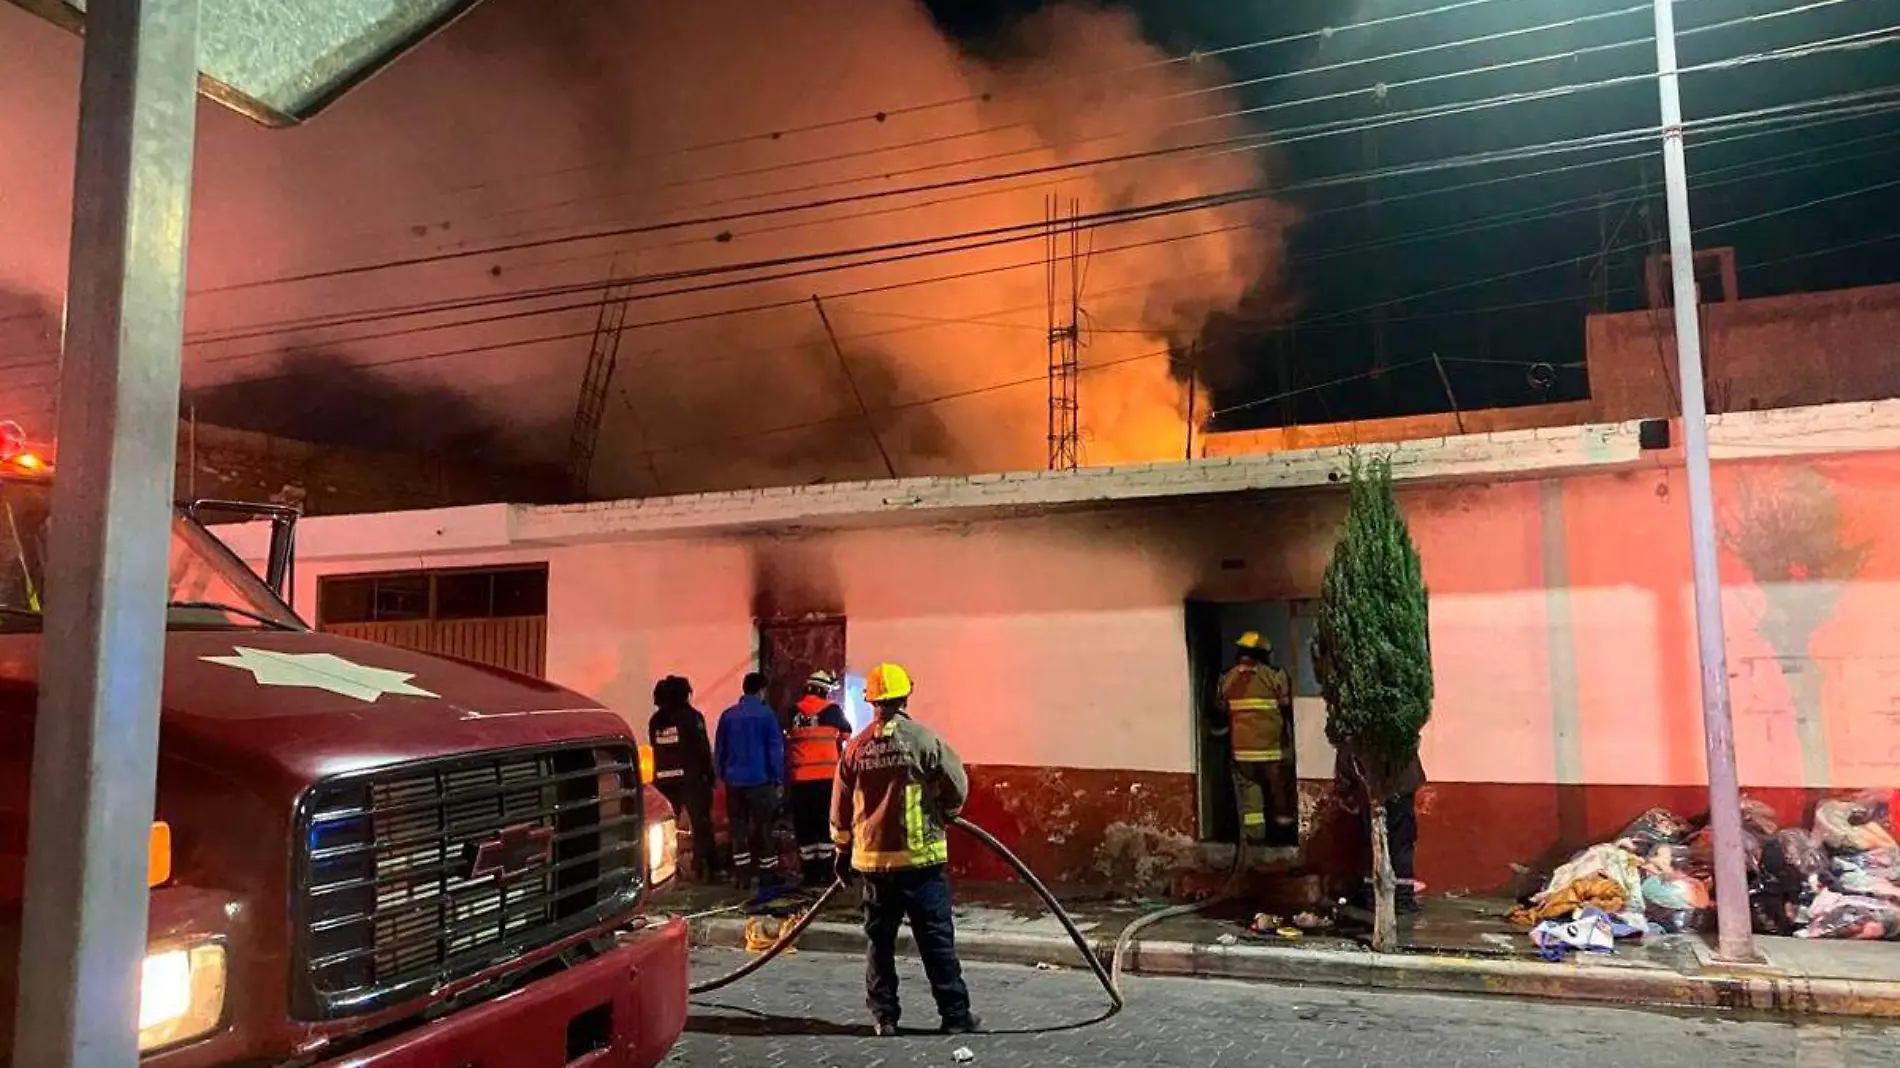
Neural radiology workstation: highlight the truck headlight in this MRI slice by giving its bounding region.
[138,942,226,1053]
[647,816,678,886]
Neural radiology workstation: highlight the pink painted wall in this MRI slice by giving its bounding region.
[261,448,1900,890]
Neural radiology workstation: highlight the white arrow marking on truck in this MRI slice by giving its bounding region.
[202,647,439,703]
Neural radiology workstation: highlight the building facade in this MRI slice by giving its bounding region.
[219,400,1900,896]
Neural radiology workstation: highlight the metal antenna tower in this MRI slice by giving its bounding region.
[566,268,633,498]
[1046,195,1082,471]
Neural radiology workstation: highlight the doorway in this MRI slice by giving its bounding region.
[1186,598,1309,847]
[756,616,846,727]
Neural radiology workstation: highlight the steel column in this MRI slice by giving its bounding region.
[11,0,203,1064]
[1650,0,1755,962]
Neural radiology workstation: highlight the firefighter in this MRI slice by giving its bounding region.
[1215,631,1294,845]
[715,672,786,889]
[647,675,718,881]
[785,669,853,887]
[831,663,979,1036]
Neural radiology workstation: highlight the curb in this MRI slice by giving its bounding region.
[686,917,1900,1019]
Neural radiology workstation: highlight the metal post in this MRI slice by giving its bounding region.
[1650,0,1754,962]
[12,2,202,1066]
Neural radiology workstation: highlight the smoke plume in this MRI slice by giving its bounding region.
[0,0,1291,496]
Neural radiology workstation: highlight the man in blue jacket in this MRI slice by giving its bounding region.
[715,671,787,888]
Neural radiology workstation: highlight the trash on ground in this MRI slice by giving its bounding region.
[952,1046,975,1063]
[1215,933,1238,946]
[1033,961,1061,971]
[1275,926,1303,939]
[1514,789,1900,948]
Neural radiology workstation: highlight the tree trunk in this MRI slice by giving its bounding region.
[1369,795,1397,953]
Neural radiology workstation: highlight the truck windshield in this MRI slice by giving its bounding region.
[0,477,303,631]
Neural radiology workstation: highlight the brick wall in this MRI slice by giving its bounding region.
[1588,281,1900,420]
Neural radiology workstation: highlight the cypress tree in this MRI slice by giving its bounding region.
[1314,455,1433,950]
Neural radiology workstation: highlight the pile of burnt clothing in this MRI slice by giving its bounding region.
[1513,792,1900,947]
[1795,791,1900,941]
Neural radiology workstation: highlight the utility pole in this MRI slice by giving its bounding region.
[14,3,201,1066]
[1652,0,1754,962]
[1046,196,1081,471]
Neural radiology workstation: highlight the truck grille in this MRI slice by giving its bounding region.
[293,741,643,1018]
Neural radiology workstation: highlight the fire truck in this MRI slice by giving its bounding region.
[0,429,690,1067]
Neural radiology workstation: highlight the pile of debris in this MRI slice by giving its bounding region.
[1509,792,1899,957]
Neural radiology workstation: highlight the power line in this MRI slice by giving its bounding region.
[183,90,1900,360]
[191,15,1896,297]
[170,159,1896,403]
[399,0,1531,206]
[393,0,1839,257]
[400,0,1667,246]
[1289,172,1900,329]
[327,0,1859,271]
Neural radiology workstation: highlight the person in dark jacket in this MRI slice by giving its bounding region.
[715,671,786,888]
[646,675,718,881]
[1336,750,1427,912]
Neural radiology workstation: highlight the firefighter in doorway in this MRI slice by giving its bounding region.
[1215,631,1294,844]
[786,669,853,887]
[831,662,979,1036]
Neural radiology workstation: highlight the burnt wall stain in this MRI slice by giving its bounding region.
[747,536,843,621]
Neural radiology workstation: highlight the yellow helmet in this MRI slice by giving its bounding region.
[1236,631,1271,654]
[864,662,913,702]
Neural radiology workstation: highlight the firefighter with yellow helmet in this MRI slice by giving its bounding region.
[830,662,979,1036]
[1216,631,1294,843]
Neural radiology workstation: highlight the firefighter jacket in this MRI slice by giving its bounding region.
[1220,662,1291,764]
[786,694,852,784]
[830,712,968,872]
[714,695,786,789]
[647,702,713,786]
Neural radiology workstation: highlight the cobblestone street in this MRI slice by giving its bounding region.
[673,949,1900,1068]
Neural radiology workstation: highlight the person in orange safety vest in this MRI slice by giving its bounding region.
[785,669,853,886]
[1214,631,1293,845]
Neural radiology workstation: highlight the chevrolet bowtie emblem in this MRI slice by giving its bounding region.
[465,823,555,879]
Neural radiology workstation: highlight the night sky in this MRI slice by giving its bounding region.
[928,0,1900,430]
[3,0,1896,484]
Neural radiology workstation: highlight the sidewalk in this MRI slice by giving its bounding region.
[667,880,1900,1018]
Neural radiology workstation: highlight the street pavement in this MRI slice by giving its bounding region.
[672,948,1900,1067]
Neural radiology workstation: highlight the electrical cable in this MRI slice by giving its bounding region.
[426,1,1667,242]
[180,107,1900,387]
[4,102,1873,394]
[183,90,1900,357]
[374,0,1838,254]
[400,0,1537,204]
[191,16,1897,296]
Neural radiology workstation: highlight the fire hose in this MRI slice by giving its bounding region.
[686,811,1251,1015]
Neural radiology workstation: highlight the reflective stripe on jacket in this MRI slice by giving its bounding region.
[787,695,851,784]
[830,712,968,872]
[1221,663,1290,763]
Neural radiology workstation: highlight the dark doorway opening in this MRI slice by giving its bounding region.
[1186,598,1310,847]
[756,616,847,727]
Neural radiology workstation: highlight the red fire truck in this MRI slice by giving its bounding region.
[0,435,690,1066]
